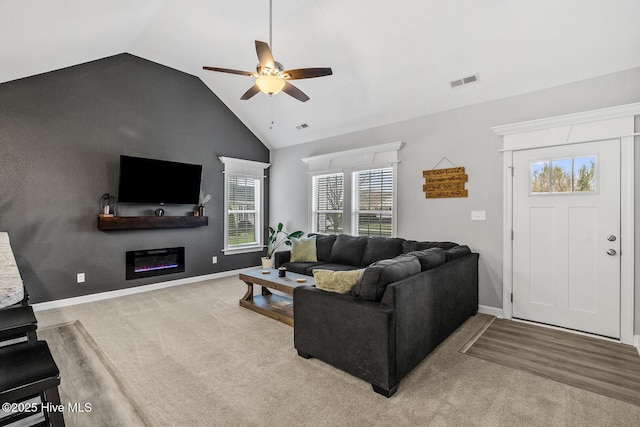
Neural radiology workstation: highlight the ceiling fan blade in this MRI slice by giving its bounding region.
[203,66,255,76]
[240,85,261,100]
[255,40,275,71]
[283,68,333,80]
[282,81,310,102]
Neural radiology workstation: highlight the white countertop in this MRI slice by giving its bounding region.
[0,232,24,308]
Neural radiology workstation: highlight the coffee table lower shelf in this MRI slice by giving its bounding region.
[239,293,294,326]
[238,269,314,327]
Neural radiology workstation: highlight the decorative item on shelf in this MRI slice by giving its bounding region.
[423,157,468,199]
[198,191,211,217]
[263,222,304,269]
[98,193,116,217]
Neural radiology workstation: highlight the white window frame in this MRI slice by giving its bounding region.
[303,142,403,236]
[311,172,345,235]
[219,157,270,255]
[352,166,396,237]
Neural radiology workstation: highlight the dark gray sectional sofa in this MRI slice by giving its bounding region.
[274,233,479,397]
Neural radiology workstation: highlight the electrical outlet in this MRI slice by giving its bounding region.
[212,256,218,264]
[471,211,486,221]
[77,273,85,283]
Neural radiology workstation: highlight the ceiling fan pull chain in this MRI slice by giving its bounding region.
[269,98,275,130]
[269,0,273,50]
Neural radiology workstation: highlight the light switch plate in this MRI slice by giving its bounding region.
[471,211,486,221]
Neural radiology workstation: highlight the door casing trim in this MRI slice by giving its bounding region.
[493,103,639,345]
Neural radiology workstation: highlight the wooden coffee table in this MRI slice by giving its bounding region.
[238,269,314,326]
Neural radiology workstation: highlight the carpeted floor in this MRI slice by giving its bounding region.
[34,275,640,426]
[37,321,148,427]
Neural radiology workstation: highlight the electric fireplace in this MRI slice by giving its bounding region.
[126,247,185,280]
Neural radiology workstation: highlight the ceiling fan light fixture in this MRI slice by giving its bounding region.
[256,75,285,95]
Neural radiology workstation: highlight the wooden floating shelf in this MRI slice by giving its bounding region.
[98,216,208,231]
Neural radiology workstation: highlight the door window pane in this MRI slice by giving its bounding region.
[530,156,596,194]
[530,161,549,193]
[550,158,572,193]
[573,156,596,192]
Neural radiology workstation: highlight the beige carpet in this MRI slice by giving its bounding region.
[35,275,640,426]
[37,321,148,427]
[460,317,640,407]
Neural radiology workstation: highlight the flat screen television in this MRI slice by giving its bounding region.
[117,155,203,204]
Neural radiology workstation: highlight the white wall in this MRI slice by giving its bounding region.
[270,67,640,319]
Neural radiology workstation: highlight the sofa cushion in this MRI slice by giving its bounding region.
[309,233,337,262]
[283,261,328,275]
[402,240,459,253]
[330,234,368,266]
[445,245,472,261]
[307,263,361,275]
[360,237,405,267]
[313,269,364,294]
[406,248,446,271]
[352,255,421,302]
[290,236,317,262]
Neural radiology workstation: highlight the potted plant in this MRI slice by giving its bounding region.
[262,223,304,269]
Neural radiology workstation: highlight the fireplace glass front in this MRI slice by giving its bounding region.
[126,247,185,280]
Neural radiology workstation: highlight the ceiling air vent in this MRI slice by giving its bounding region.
[296,123,309,130]
[449,73,480,89]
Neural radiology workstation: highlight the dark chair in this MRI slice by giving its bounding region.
[0,340,65,426]
[0,305,38,345]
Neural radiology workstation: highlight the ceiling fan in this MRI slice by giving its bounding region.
[202,0,332,102]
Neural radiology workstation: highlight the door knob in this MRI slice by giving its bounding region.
[607,235,616,242]
[606,249,616,256]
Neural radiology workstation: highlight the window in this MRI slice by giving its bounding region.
[312,173,344,234]
[227,176,259,247]
[530,156,596,194]
[304,142,403,237]
[353,167,394,237]
[310,167,396,237]
[220,157,270,254]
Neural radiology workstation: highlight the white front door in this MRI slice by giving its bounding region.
[512,140,621,338]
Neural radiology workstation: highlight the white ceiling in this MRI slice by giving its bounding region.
[2,0,639,149]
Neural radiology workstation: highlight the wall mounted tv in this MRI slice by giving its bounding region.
[117,155,203,205]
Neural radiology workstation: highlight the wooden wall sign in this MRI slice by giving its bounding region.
[423,166,468,198]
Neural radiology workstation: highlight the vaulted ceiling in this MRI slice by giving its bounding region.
[2,0,639,149]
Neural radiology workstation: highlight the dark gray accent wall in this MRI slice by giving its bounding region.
[0,54,269,303]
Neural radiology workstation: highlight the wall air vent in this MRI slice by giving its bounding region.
[296,123,309,130]
[449,73,480,89]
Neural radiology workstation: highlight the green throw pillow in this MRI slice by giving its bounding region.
[313,269,364,294]
[290,236,318,262]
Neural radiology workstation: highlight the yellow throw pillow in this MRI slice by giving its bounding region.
[290,236,317,262]
[313,269,364,294]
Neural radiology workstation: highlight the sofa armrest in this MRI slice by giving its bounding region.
[274,250,291,268]
[380,252,479,380]
[293,286,396,390]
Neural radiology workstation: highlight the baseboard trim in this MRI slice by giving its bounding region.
[635,335,640,355]
[478,305,503,318]
[32,266,259,312]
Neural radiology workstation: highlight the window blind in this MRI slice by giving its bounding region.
[353,167,393,237]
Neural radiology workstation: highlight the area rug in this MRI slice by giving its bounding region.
[37,321,149,426]
[460,317,640,407]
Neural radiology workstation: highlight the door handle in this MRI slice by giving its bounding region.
[607,235,616,242]
[606,249,617,256]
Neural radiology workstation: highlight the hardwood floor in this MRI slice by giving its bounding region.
[461,317,640,406]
